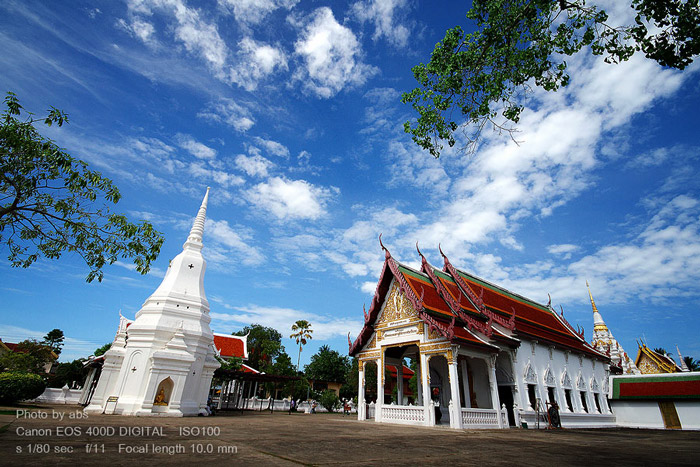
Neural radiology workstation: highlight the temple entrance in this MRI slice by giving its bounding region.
[498,385,515,426]
[495,352,516,426]
[428,355,450,425]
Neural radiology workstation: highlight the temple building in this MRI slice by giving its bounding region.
[85,189,220,416]
[349,239,615,429]
[587,282,639,375]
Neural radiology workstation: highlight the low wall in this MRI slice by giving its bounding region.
[33,387,83,405]
[611,400,700,430]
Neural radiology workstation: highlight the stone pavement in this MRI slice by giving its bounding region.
[1,404,699,466]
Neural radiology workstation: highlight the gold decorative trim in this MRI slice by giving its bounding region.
[358,351,380,361]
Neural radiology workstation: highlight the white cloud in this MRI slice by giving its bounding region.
[244,177,336,221]
[360,281,376,294]
[177,134,217,160]
[116,17,156,44]
[252,136,290,158]
[123,0,229,77]
[210,303,361,340]
[229,37,288,91]
[205,218,264,266]
[234,154,274,177]
[351,0,412,47]
[219,0,299,26]
[188,162,244,188]
[547,244,580,260]
[198,98,255,132]
[292,7,378,98]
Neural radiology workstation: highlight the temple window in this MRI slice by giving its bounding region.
[527,384,537,410]
[594,393,602,413]
[564,389,574,412]
[580,391,589,413]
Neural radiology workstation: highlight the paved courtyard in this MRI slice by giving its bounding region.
[1,404,699,466]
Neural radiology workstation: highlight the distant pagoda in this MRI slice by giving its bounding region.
[588,281,639,375]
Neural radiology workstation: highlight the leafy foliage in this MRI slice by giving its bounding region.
[48,359,88,389]
[93,343,111,357]
[0,339,55,374]
[0,372,46,403]
[290,319,313,372]
[305,345,350,384]
[42,328,64,356]
[683,356,700,371]
[319,389,341,413]
[402,0,700,157]
[233,324,285,373]
[0,92,164,282]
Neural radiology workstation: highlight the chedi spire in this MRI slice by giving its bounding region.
[184,187,209,251]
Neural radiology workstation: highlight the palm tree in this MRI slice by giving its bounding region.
[683,356,700,372]
[290,320,313,372]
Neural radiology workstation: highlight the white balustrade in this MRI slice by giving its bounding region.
[381,405,425,424]
[461,408,501,428]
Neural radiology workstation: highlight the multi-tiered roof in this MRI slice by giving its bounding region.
[349,237,608,361]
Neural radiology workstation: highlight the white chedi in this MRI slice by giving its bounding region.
[85,188,220,416]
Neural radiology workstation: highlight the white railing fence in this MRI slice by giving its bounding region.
[461,407,501,428]
[381,405,425,424]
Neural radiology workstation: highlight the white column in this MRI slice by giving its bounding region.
[488,356,503,428]
[460,358,471,408]
[420,352,433,426]
[358,362,366,420]
[376,357,383,422]
[448,354,463,429]
[396,364,404,405]
[417,362,423,406]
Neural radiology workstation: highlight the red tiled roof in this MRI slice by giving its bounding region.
[387,364,415,378]
[349,246,608,361]
[455,270,604,357]
[213,333,247,359]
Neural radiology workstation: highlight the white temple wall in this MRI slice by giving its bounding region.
[513,339,610,416]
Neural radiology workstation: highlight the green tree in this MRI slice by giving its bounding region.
[42,328,64,356]
[49,359,88,388]
[653,347,668,356]
[305,345,350,384]
[402,1,700,157]
[0,92,164,282]
[0,339,55,374]
[0,372,46,404]
[93,343,111,356]
[233,324,285,373]
[290,320,313,372]
[341,358,359,401]
[319,389,341,413]
[683,356,700,371]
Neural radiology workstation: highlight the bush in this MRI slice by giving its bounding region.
[319,389,341,413]
[0,372,46,403]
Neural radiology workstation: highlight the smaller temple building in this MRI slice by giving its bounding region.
[350,239,615,429]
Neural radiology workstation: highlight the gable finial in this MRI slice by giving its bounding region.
[379,233,391,259]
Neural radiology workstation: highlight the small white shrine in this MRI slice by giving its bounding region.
[85,188,220,416]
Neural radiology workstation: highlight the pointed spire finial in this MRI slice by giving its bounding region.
[586,280,599,314]
[184,187,210,251]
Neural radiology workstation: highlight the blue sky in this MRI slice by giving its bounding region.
[1,0,699,366]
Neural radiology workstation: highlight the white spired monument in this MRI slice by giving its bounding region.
[85,188,220,416]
